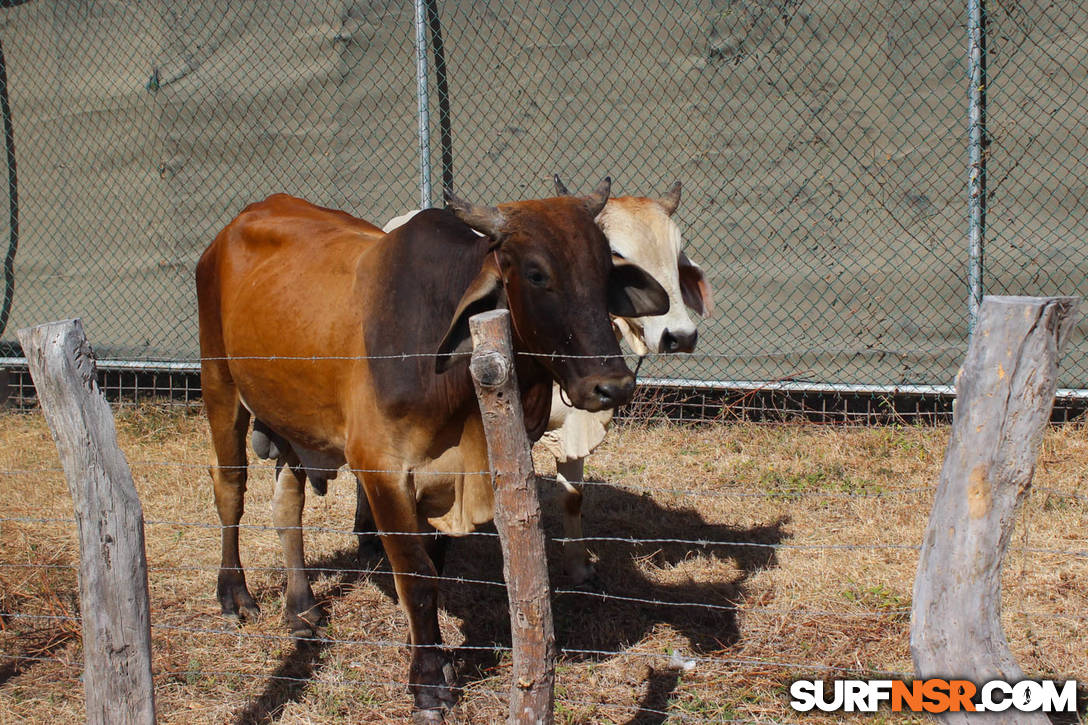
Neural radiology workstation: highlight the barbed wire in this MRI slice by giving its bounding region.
[9,653,1083,725]
[2,463,1086,507]
[0,656,786,725]
[157,668,752,724]
[87,343,969,366]
[3,514,1085,558]
[1,616,910,678]
[0,560,911,618]
[0,655,773,724]
[6,556,1085,622]
[0,652,79,668]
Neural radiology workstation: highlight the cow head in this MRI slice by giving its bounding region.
[556,176,715,355]
[435,179,669,412]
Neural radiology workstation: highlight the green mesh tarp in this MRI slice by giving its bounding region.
[1,1,1085,388]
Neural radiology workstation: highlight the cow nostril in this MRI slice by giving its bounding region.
[661,329,697,354]
[593,376,634,408]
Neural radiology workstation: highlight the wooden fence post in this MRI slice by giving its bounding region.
[17,319,156,725]
[469,309,555,725]
[911,296,1079,723]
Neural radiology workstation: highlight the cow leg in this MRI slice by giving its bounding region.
[353,476,384,561]
[203,373,260,623]
[355,465,455,718]
[272,454,323,636]
[556,457,596,588]
[424,529,450,576]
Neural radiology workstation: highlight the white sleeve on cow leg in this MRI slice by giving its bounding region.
[556,458,594,586]
[272,458,322,636]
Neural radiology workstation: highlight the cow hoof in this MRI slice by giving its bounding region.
[290,623,320,639]
[412,666,457,715]
[288,616,326,639]
[222,597,260,627]
[412,708,446,724]
[413,687,455,716]
[218,571,261,620]
[288,607,326,639]
[220,593,261,624]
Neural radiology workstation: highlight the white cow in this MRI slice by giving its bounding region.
[539,176,713,586]
[383,178,714,586]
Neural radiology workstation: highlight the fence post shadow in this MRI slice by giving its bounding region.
[232,638,330,725]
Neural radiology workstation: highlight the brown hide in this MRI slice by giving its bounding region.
[196,190,651,714]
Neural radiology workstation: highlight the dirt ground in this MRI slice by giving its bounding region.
[0,405,1085,723]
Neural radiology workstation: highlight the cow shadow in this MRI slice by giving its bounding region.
[440,480,789,723]
[236,478,788,723]
[232,559,369,725]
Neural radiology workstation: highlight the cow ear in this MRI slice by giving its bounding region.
[678,251,714,316]
[658,181,681,216]
[608,260,670,318]
[553,173,571,196]
[435,261,506,373]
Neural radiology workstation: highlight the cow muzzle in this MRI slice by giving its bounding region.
[567,372,636,412]
[660,328,698,354]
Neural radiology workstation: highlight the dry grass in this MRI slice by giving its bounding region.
[0,404,1084,723]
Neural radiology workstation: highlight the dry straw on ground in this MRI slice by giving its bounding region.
[0,404,1084,723]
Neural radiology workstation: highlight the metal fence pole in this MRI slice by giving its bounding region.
[414,0,433,209]
[425,0,454,199]
[967,0,988,335]
[0,33,19,339]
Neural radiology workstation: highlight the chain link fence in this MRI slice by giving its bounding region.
[0,0,1084,390]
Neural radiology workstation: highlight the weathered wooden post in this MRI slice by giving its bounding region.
[17,320,156,724]
[469,309,555,725]
[911,296,1079,723]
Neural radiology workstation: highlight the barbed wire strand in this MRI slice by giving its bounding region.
[7,571,1086,622]
[2,514,1085,558]
[0,562,913,619]
[2,617,904,677]
[3,463,1085,506]
[111,344,969,365]
[0,655,784,725]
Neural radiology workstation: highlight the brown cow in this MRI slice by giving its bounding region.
[195,182,667,719]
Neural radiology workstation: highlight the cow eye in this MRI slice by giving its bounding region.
[525,265,549,287]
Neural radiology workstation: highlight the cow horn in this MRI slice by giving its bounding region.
[553,173,571,196]
[659,181,681,216]
[444,190,505,238]
[582,176,611,217]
